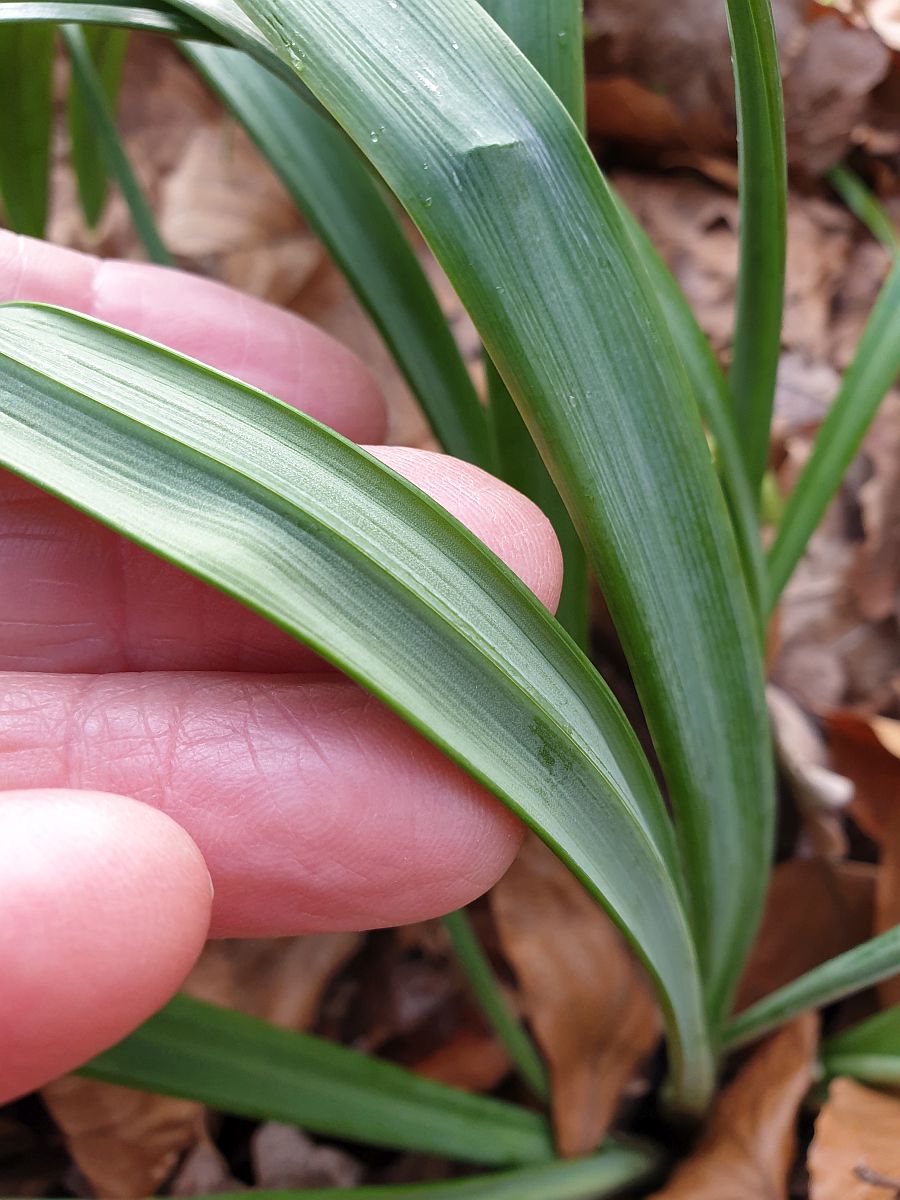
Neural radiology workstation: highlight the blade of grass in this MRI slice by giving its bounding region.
[0,302,712,1110]
[828,163,899,253]
[766,255,900,610]
[61,24,172,263]
[822,1005,900,1087]
[479,0,589,648]
[724,0,787,495]
[184,42,491,468]
[82,994,553,1164]
[186,1143,661,1199]
[442,907,550,1102]
[724,925,900,1050]
[67,25,129,226]
[0,22,54,237]
[231,0,774,1041]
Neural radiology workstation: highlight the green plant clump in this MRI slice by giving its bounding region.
[0,0,898,1195]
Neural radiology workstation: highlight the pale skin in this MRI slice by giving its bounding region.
[0,231,563,1103]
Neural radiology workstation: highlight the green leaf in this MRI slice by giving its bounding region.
[0,302,712,1110]
[613,198,765,629]
[184,42,491,468]
[82,994,553,1164]
[0,1,219,40]
[828,163,900,253]
[766,256,900,610]
[724,924,900,1050]
[822,1005,900,1087]
[186,1143,661,1199]
[0,0,314,94]
[478,0,589,648]
[724,0,787,495]
[443,907,550,1101]
[230,0,774,1040]
[67,24,128,226]
[0,21,54,237]
[61,24,172,263]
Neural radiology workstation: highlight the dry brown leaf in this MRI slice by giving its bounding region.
[490,836,661,1157]
[736,858,876,1012]
[649,1014,819,1199]
[824,712,900,1005]
[40,1076,205,1200]
[809,1078,900,1199]
[42,933,361,1199]
[414,1026,510,1093]
[186,932,363,1030]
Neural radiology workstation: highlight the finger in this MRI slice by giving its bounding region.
[0,673,523,938]
[0,447,563,672]
[0,790,211,1104]
[0,230,386,442]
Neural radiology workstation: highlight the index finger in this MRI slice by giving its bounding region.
[0,231,386,443]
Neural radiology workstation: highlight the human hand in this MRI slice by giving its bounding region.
[0,233,562,1103]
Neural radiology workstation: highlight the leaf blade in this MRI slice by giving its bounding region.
[725,926,900,1050]
[0,301,712,1109]
[61,23,172,263]
[0,21,54,237]
[184,41,490,467]
[724,0,787,494]
[230,0,774,1038]
[67,24,129,226]
[766,256,900,609]
[82,994,553,1164]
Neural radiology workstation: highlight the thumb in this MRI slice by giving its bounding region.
[0,790,212,1103]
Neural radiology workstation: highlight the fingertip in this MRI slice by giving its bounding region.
[368,446,565,612]
[0,790,211,1103]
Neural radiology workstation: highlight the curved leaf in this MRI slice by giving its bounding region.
[767,257,900,609]
[725,925,900,1050]
[823,1005,900,1087]
[83,994,553,1164]
[0,302,712,1109]
[228,0,774,1038]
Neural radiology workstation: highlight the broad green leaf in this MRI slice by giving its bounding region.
[724,924,900,1050]
[822,1005,900,1087]
[187,1143,660,1199]
[766,257,900,610]
[479,0,589,648]
[82,994,553,1164]
[443,907,550,1101]
[0,302,712,1109]
[184,42,491,468]
[0,21,54,237]
[230,0,774,1039]
[828,163,899,252]
[724,0,787,494]
[67,24,128,226]
[61,24,172,263]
